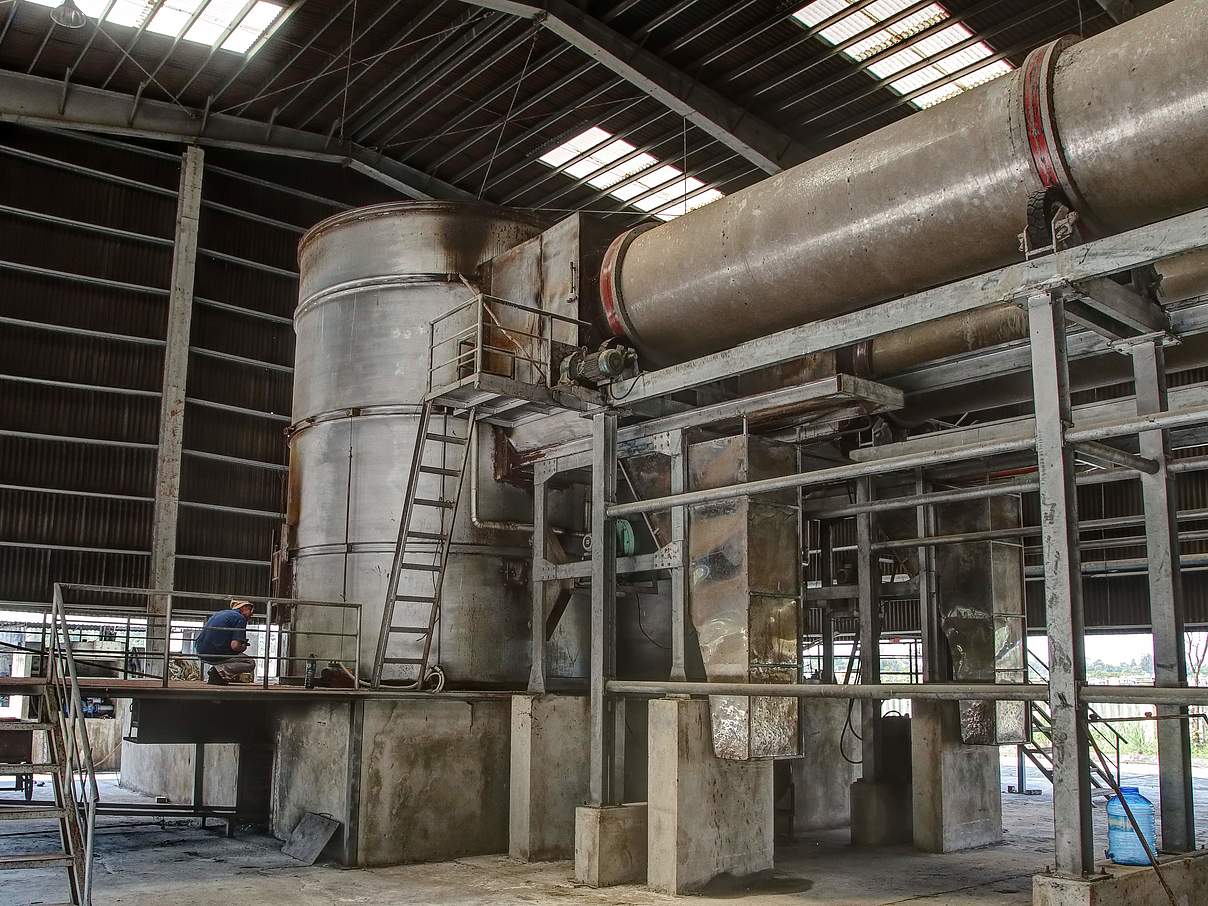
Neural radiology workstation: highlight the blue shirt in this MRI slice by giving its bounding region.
[195,609,248,657]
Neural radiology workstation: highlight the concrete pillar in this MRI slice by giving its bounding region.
[575,804,648,887]
[646,697,773,894]
[911,700,1003,852]
[509,694,589,861]
[791,699,860,832]
[850,713,913,846]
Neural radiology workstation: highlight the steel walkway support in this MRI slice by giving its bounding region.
[589,411,619,806]
[1132,339,1197,852]
[1027,290,1095,878]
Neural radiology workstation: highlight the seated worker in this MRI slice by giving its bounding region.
[195,599,257,685]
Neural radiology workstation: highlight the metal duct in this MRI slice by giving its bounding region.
[599,0,1208,366]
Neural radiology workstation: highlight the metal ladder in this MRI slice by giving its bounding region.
[371,402,477,689]
[0,683,89,904]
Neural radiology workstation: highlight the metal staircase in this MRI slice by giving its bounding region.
[1,588,99,904]
[370,402,478,689]
[1020,650,1123,794]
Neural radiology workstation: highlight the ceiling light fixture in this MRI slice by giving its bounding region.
[51,0,88,27]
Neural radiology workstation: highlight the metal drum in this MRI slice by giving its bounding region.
[288,201,584,685]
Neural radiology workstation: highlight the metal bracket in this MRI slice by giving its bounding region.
[127,80,147,127]
[1062,276,1170,341]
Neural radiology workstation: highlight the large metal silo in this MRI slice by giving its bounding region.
[287,202,565,686]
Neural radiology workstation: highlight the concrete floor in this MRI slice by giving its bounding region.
[3,756,1207,906]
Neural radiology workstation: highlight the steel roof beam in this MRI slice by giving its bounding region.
[457,0,811,173]
[0,69,476,202]
[347,10,507,142]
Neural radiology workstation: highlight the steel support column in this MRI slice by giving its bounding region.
[589,411,619,806]
[856,477,881,777]
[1132,339,1196,852]
[668,429,688,682]
[1027,291,1095,878]
[527,466,549,694]
[915,471,945,682]
[818,521,836,684]
[149,147,203,637]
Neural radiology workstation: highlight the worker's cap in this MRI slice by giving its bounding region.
[230,599,254,611]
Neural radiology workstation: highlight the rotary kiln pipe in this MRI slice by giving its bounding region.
[598,0,1208,367]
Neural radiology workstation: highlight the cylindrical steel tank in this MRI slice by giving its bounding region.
[600,0,1208,366]
[288,202,587,685]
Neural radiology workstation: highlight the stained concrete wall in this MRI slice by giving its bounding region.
[647,697,774,893]
[34,716,123,773]
[510,694,589,861]
[356,698,511,866]
[271,700,355,862]
[271,697,513,867]
[792,699,860,832]
[911,700,1003,852]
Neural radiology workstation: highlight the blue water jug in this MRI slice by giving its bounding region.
[1105,786,1156,866]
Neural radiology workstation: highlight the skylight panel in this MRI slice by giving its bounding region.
[793,0,1013,109]
[539,126,725,221]
[34,0,285,54]
[147,0,205,38]
[222,1,282,52]
[185,0,246,45]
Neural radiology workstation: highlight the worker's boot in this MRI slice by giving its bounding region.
[207,667,228,686]
[235,673,254,684]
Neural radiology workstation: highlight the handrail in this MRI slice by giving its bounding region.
[51,582,100,905]
[1026,647,1124,784]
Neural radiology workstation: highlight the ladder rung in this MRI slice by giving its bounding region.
[419,465,460,477]
[406,530,447,541]
[0,763,55,774]
[388,626,431,634]
[0,721,51,731]
[426,433,466,445]
[383,657,426,665]
[399,562,440,572]
[0,852,74,869]
[395,594,436,604]
[0,806,66,821]
[413,498,454,509]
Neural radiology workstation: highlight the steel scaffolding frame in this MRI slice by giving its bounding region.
[574,204,1208,880]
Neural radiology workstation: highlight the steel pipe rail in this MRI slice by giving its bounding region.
[607,680,1046,701]
[597,0,1208,366]
[607,681,1208,708]
[607,434,1037,518]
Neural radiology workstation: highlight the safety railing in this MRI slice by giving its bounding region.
[427,293,586,397]
[42,585,363,691]
[49,583,100,905]
[1025,648,1125,788]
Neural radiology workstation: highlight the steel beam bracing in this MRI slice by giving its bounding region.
[457,0,809,173]
[0,70,475,203]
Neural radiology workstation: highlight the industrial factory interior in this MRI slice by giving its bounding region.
[4,0,1208,903]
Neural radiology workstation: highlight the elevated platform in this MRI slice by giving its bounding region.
[0,675,513,703]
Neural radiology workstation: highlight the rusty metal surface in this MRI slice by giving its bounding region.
[936,496,1027,746]
[688,435,800,760]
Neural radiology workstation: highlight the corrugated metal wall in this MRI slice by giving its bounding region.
[0,124,394,612]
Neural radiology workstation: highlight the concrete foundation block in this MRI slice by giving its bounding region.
[792,699,860,832]
[850,779,913,846]
[911,700,1003,853]
[646,697,774,894]
[574,804,648,887]
[509,693,589,861]
[1033,851,1208,906]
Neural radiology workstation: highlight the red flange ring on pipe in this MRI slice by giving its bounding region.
[1021,36,1092,224]
[599,224,654,342]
